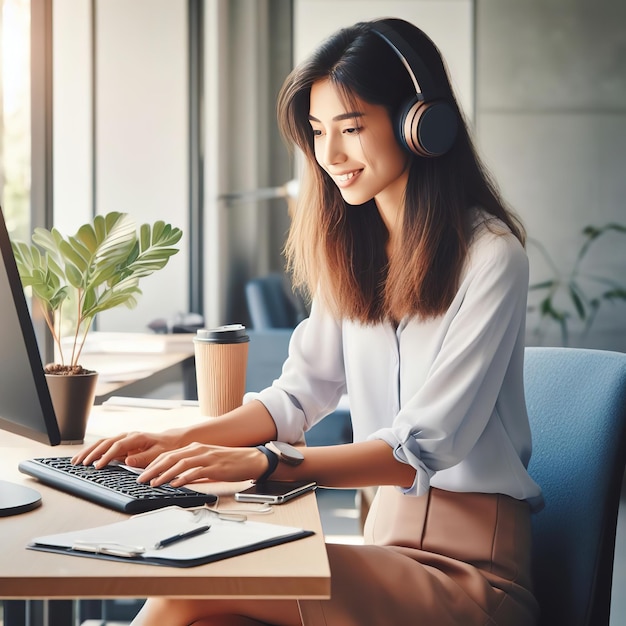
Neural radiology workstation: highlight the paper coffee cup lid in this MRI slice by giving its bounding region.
[195,324,249,343]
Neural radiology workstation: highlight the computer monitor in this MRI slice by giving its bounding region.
[0,205,61,446]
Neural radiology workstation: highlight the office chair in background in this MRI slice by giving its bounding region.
[524,347,626,626]
[244,274,352,447]
[245,273,306,330]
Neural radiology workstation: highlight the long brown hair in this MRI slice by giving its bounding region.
[278,19,524,323]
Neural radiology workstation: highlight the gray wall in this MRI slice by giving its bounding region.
[475,0,626,350]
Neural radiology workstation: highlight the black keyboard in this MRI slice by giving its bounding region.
[18,457,217,514]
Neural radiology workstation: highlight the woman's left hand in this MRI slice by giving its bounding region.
[136,443,268,487]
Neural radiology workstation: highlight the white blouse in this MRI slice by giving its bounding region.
[245,214,544,509]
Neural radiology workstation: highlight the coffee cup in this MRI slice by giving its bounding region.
[193,324,250,417]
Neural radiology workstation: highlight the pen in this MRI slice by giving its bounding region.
[155,524,211,549]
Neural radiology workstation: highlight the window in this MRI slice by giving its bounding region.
[0,0,31,240]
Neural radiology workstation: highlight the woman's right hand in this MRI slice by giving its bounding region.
[71,428,189,470]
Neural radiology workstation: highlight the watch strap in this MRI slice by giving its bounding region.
[255,445,279,482]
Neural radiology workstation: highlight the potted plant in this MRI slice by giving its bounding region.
[527,222,626,346]
[11,211,182,441]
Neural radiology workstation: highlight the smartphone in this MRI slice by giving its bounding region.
[234,480,317,504]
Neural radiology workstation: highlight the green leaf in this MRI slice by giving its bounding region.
[602,288,626,303]
[140,224,151,251]
[82,280,142,318]
[126,241,140,265]
[529,280,556,291]
[603,223,626,234]
[151,221,165,243]
[32,227,64,258]
[568,283,587,320]
[47,254,65,278]
[82,287,97,314]
[11,239,68,313]
[75,223,98,250]
[581,225,602,240]
[539,297,568,322]
[69,213,137,293]
[59,239,89,276]
[65,263,84,289]
[93,214,135,260]
[118,222,182,281]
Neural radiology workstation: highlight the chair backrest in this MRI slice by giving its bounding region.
[245,328,292,393]
[245,274,302,329]
[525,347,626,626]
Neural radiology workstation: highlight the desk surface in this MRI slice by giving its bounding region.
[0,406,330,600]
[68,332,196,403]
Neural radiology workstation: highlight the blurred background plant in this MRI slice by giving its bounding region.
[527,223,626,347]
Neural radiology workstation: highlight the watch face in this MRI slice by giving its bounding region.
[268,441,304,465]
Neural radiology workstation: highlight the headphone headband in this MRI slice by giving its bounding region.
[371,20,440,101]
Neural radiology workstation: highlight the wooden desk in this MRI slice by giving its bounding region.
[0,406,330,600]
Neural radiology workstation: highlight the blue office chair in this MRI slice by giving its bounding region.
[525,347,626,626]
[245,273,306,329]
[245,273,352,445]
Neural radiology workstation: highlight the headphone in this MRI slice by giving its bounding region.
[371,20,458,157]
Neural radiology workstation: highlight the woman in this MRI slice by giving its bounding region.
[74,18,543,626]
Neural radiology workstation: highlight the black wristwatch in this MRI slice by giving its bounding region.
[255,441,304,482]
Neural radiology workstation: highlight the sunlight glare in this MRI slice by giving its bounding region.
[1,0,30,116]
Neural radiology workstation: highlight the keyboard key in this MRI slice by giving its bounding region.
[18,457,217,513]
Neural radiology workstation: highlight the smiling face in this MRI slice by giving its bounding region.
[308,79,409,230]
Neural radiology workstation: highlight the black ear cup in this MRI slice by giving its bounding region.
[372,19,458,158]
[399,97,458,158]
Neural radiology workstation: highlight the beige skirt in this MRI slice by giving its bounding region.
[298,487,539,626]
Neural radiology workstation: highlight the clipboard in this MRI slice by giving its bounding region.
[28,506,314,568]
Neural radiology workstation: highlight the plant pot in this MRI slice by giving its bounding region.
[45,371,99,444]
